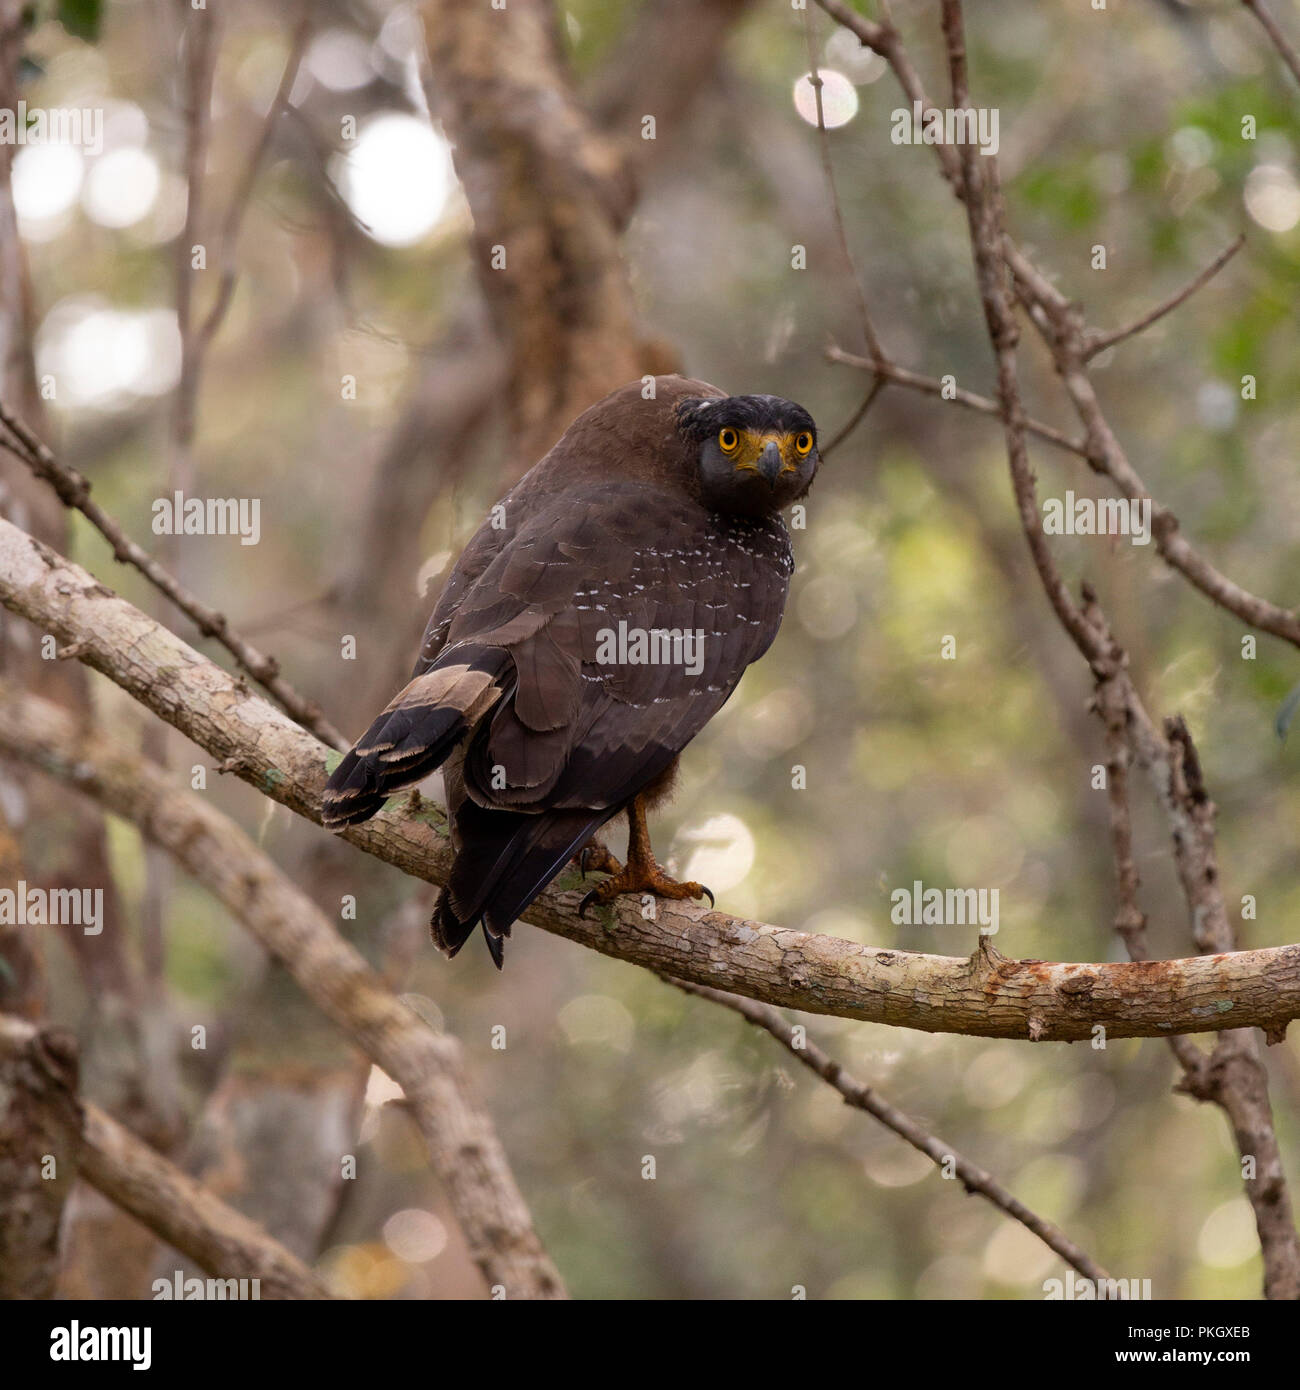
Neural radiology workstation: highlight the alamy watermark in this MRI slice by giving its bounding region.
[1044,1271,1152,1300]
[1,882,102,934]
[152,1271,261,1300]
[152,491,261,546]
[0,102,103,156]
[1042,491,1152,546]
[890,879,999,935]
[595,620,705,677]
[890,100,999,157]
[49,1323,150,1370]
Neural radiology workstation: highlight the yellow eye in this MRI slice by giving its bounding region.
[794,431,814,456]
[718,427,740,453]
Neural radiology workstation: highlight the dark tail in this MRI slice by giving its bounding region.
[431,802,611,969]
[321,647,507,829]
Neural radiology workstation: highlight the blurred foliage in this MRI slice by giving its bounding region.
[14,0,1300,1299]
[54,0,101,44]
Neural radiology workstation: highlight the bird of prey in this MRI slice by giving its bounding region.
[322,375,819,966]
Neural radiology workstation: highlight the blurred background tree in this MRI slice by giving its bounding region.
[3,0,1300,1298]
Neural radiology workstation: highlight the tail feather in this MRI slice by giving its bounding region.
[325,641,610,969]
[430,804,610,968]
[321,648,507,829]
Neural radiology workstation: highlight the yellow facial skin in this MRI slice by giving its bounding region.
[717,428,814,476]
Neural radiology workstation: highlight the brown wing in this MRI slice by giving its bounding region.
[453,480,793,811]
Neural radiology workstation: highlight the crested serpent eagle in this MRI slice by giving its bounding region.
[322,375,820,966]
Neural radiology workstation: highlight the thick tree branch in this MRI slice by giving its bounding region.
[418,0,643,463]
[3,516,1298,1043]
[0,1015,335,1299]
[0,1019,79,1297]
[0,684,567,1301]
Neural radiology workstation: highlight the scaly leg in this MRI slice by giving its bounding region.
[578,793,714,916]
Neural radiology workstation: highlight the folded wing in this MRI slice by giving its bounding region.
[323,481,793,965]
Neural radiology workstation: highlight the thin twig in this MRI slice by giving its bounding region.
[196,5,313,357]
[1243,0,1300,89]
[827,344,1087,456]
[1083,234,1246,360]
[820,376,887,458]
[801,4,887,367]
[0,402,347,750]
[672,979,1113,1283]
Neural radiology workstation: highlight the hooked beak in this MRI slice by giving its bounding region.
[757,439,783,488]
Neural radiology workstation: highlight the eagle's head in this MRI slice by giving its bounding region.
[674,393,819,519]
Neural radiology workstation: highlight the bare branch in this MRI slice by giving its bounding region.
[1084,595,1300,1298]
[815,0,963,192]
[939,0,1107,666]
[0,1015,336,1299]
[818,0,1300,653]
[195,4,313,356]
[1082,234,1246,361]
[0,687,567,1301]
[826,344,1087,457]
[1009,252,1300,649]
[935,0,1300,1298]
[672,980,1113,1283]
[1092,656,1207,1095]
[1092,650,1150,960]
[801,6,887,367]
[171,0,218,488]
[1091,637,1271,1257]
[4,516,1299,1043]
[1242,0,1300,89]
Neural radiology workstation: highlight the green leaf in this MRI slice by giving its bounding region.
[57,0,101,43]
